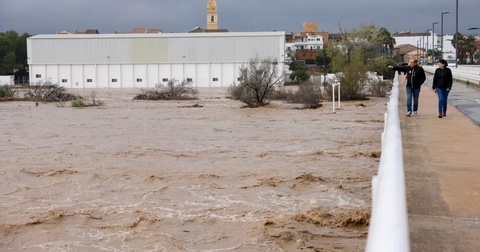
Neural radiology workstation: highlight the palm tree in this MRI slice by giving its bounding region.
[464,36,477,63]
[376,27,396,54]
[451,33,477,63]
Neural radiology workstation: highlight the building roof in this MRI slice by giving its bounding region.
[394,44,416,49]
[393,31,429,37]
[30,31,286,40]
[58,29,99,34]
[130,28,162,33]
[189,27,229,33]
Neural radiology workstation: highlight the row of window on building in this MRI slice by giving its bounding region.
[35,74,222,83]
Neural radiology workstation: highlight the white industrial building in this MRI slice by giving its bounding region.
[27,32,286,88]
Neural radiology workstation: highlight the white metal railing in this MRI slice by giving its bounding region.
[366,72,410,252]
[423,65,480,85]
[332,83,341,113]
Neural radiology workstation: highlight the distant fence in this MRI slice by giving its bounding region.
[366,72,410,252]
[423,65,480,85]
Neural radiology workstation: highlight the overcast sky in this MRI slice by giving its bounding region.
[1,0,479,36]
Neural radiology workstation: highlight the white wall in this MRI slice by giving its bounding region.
[27,32,285,88]
[29,62,254,88]
[0,76,14,85]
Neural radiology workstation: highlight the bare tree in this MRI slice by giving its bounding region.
[229,57,283,107]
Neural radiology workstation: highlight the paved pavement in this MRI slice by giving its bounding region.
[423,74,480,126]
[398,73,480,251]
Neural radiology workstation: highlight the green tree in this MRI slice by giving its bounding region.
[464,36,477,64]
[288,60,309,83]
[451,33,477,64]
[338,61,369,100]
[366,55,397,79]
[375,27,396,54]
[326,24,398,99]
[315,48,331,69]
[328,24,386,72]
[1,52,16,74]
[287,50,310,83]
[0,30,31,75]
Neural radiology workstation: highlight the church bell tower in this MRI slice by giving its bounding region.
[207,0,218,30]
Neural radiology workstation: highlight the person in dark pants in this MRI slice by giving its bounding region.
[432,59,453,118]
[388,59,426,116]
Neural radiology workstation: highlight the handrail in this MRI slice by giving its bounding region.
[423,65,480,85]
[366,72,410,252]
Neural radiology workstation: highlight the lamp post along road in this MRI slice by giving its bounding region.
[455,0,458,68]
[422,34,426,62]
[426,29,431,63]
[441,11,450,59]
[417,41,420,60]
[420,38,423,61]
[432,22,439,63]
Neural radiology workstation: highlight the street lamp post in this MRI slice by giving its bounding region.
[432,22,439,63]
[417,40,420,59]
[441,11,450,59]
[422,34,426,62]
[455,0,458,68]
[426,29,431,63]
[419,37,423,61]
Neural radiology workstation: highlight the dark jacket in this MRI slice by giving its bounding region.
[432,67,453,90]
[392,65,426,89]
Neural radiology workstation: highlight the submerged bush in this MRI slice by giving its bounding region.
[24,82,76,102]
[0,85,16,99]
[70,91,104,108]
[369,80,391,97]
[337,62,369,101]
[228,57,283,107]
[134,79,198,100]
[289,82,324,109]
[71,98,85,107]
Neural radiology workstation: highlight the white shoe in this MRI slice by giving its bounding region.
[413,111,418,115]
[406,111,412,116]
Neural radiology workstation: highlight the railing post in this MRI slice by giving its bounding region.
[332,83,340,113]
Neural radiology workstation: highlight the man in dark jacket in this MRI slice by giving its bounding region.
[389,59,426,116]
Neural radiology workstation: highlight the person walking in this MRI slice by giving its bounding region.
[432,59,453,118]
[389,59,426,116]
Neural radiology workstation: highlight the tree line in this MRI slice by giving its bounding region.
[0,30,31,75]
[289,24,399,84]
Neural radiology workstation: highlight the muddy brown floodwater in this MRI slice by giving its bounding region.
[0,88,386,251]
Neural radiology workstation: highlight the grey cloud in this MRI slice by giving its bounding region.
[1,0,479,35]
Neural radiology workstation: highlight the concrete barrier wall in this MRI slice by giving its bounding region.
[366,72,410,252]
